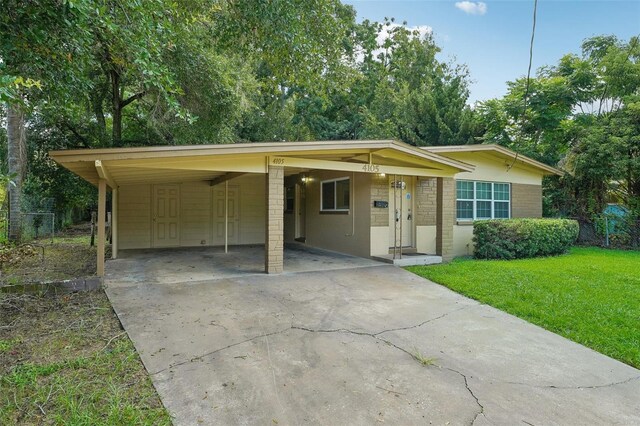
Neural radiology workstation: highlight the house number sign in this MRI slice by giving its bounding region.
[269,157,383,173]
[361,164,380,173]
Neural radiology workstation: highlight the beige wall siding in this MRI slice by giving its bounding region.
[370,226,389,256]
[416,225,437,254]
[235,175,266,244]
[118,175,266,250]
[305,171,371,258]
[181,181,210,246]
[119,184,152,249]
[511,183,543,218]
[450,152,544,185]
[453,225,474,257]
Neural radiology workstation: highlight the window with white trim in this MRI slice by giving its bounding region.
[456,180,510,220]
[321,177,350,212]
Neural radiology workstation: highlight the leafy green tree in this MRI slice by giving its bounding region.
[477,35,640,225]
[1,0,93,240]
[356,20,477,146]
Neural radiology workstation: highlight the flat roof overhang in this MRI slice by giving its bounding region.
[50,140,475,189]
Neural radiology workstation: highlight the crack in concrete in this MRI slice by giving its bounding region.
[290,323,487,425]
[149,307,468,378]
[442,366,486,425]
[149,327,292,376]
[506,375,640,390]
[374,305,471,336]
[148,316,490,423]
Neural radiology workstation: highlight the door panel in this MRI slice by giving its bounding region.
[211,186,240,245]
[153,185,180,247]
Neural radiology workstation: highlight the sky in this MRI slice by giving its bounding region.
[344,0,640,104]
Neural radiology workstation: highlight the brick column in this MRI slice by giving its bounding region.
[415,178,437,227]
[370,174,389,227]
[436,177,455,262]
[265,166,284,273]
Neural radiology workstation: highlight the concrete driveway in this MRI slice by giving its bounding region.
[105,262,640,425]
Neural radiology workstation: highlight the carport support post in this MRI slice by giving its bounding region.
[436,177,454,262]
[112,188,118,259]
[265,165,284,273]
[97,178,106,276]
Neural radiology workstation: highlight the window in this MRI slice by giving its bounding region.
[321,178,350,212]
[285,186,294,213]
[456,180,511,221]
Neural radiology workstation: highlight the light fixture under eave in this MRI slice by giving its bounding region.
[379,173,386,177]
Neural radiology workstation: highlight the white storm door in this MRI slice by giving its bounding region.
[153,185,180,247]
[389,178,414,248]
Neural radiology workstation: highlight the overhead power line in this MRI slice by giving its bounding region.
[508,0,538,171]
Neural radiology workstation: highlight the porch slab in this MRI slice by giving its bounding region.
[105,244,383,288]
[373,253,443,266]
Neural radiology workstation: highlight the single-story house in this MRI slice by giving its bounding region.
[50,140,562,276]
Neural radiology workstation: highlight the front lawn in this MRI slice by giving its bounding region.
[407,247,640,369]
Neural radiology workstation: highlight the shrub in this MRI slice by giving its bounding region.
[473,218,579,260]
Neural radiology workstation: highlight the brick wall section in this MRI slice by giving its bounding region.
[436,177,455,262]
[415,177,437,226]
[265,166,284,273]
[511,183,543,218]
[370,174,389,226]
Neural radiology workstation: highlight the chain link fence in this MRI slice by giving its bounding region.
[1,197,57,243]
[575,214,640,249]
[20,212,56,242]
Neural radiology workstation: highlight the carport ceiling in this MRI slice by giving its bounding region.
[51,140,474,188]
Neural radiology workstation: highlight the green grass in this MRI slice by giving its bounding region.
[407,247,640,369]
[0,291,171,425]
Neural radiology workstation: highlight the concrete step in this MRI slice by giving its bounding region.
[372,253,443,267]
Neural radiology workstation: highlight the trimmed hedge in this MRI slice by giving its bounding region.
[473,218,579,260]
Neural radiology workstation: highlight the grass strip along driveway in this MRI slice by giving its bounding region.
[408,247,640,369]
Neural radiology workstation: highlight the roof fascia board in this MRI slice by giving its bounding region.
[50,140,395,160]
[269,156,457,178]
[50,140,473,172]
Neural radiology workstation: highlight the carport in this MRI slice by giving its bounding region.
[50,140,472,277]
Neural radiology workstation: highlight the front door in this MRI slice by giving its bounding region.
[153,184,180,247]
[212,185,240,246]
[389,177,413,248]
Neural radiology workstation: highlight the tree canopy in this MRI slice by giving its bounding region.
[0,0,638,237]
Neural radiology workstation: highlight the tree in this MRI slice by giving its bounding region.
[355,19,477,146]
[1,0,92,240]
[475,35,640,223]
